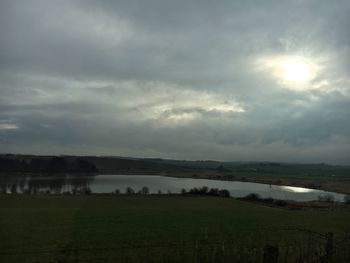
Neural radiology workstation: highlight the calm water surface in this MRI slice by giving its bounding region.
[0,174,346,202]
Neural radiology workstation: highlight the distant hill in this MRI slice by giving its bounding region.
[1,154,349,177]
[0,155,97,174]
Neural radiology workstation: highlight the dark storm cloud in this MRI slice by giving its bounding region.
[0,0,350,164]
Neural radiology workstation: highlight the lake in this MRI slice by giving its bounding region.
[0,174,346,201]
[1,174,346,202]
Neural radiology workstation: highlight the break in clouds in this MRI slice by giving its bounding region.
[1,0,350,164]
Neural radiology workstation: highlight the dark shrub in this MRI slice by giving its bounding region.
[189,187,199,195]
[244,193,260,200]
[274,200,288,206]
[219,189,230,198]
[186,187,230,198]
[208,188,219,196]
[344,195,350,204]
[126,187,135,194]
[318,194,334,202]
[10,184,17,194]
[200,186,209,194]
[139,186,149,195]
[263,197,274,204]
[83,187,92,195]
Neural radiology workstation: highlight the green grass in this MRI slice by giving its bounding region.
[1,195,350,262]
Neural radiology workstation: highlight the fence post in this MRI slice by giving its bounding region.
[74,246,79,263]
[263,245,279,263]
[325,232,333,263]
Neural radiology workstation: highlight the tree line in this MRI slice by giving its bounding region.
[0,156,98,174]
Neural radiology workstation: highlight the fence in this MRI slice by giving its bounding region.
[1,230,350,262]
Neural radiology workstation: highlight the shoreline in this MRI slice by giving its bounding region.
[162,174,350,196]
[99,172,350,195]
[1,171,349,196]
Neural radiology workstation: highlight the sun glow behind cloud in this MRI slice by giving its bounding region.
[280,58,311,83]
[257,55,320,91]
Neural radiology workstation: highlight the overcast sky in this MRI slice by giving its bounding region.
[1,0,350,164]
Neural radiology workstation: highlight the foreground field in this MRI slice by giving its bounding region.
[0,195,350,262]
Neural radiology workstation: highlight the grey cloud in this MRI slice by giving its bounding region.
[0,0,350,164]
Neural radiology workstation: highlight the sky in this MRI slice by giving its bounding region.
[0,0,350,164]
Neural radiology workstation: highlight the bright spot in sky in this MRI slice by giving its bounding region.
[280,58,311,83]
[258,55,318,90]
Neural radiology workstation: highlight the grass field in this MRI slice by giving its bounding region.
[1,195,350,262]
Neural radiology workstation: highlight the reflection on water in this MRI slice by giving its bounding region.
[0,174,346,202]
[280,186,316,193]
[0,174,95,194]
